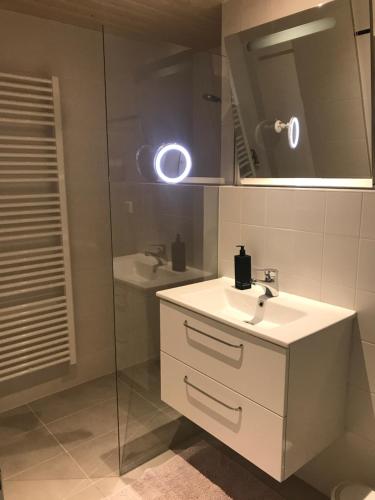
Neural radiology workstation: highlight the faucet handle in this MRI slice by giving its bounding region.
[254,267,279,283]
[145,243,167,258]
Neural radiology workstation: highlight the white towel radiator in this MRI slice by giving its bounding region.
[0,71,76,382]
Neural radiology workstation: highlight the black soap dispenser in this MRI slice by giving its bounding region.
[171,234,186,272]
[235,245,252,290]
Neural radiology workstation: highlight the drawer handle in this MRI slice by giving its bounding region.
[183,320,244,349]
[184,376,242,412]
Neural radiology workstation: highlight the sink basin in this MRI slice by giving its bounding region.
[113,253,211,290]
[156,277,356,347]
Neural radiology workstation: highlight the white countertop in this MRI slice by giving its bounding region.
[156,277,356,347]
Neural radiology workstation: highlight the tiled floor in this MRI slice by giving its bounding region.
[0,372,328,500]
[0,372,180,500]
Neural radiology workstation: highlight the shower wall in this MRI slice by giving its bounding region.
[0,10,115,411]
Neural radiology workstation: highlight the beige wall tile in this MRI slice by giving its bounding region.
[322,234,359,289]
[220,187,242,223]
[241,224,266,268]
[241,188,267,226]
[358,239,375,292]
[266,189,325,232]
[293,190,326,233]
[321,283,356,309]
[325,191,363,237]
[266,190,295,229]
[219,221,242,261]
[356,290,375,344]
[219,258,234,278]
[361,192,375,239]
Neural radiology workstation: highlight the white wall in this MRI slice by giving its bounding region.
[221,0,375,496]
[0,10,115,411]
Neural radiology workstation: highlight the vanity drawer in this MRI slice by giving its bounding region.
[160,302,287,416]
[161,352,285,481]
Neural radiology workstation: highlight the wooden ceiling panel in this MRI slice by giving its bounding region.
[0,0,222,49]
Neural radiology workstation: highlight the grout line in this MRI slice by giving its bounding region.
[319,191,328,301]
[29,395,117,427]
[27,404,93,483]
[354,193,365,307]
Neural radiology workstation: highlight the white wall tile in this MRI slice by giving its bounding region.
[298,432,375,495]
[266,189,325,232]
[322,234,359,289]
[219,187,242,223]
[358,239,375,292]
[293,190,326,233]
[356,290,375,344]
[266,189,295,229]
[241,225,266,268]
[321,283,356,309]
[219,258,234,279]
[325,191,363,237]
[241,188,266,226]
[347,385,375,444]
[293,230,324,281]
[280,274,321,301]
[218,221,241,262]
[263,227,295,273]
[361,192,375,239]
[263,228,323,289]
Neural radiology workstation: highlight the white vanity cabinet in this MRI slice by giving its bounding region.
[159,300,353,481]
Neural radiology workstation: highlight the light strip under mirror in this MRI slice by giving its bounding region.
[249,17,336,51]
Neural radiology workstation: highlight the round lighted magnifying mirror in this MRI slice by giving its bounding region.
[274,116,300,149]
[288,116,300,149]
[154,143,192,184]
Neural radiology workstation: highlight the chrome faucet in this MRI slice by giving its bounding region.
[245,268,279,326]
[144,244,167,273]
[251,268,279,298]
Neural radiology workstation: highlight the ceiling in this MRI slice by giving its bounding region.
[0,0,222,49]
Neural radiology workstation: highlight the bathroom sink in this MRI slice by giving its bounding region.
[113,253,211,290]
[156,277,355,347]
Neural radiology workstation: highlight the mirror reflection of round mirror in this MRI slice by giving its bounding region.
[136,144,157,181]
[154,144,192,184]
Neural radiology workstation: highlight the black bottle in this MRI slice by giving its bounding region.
[171,234,186,272]
[234,245,252,290]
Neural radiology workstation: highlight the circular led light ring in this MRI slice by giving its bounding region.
[288,116,300,149]
[154,143,192,184]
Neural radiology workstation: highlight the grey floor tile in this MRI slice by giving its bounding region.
[65,483,104,499]
[30,375,117,424]
[118,359,167,410]
[0,405,41,446]
[47,399,118,452]
[10,450,86,480]
[68,430,120,479]
[3,478,94,500]
[0,427,64,479]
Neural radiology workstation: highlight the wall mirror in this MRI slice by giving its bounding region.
[225,0,373,187]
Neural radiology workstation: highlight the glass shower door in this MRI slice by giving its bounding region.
[103,30,221,474]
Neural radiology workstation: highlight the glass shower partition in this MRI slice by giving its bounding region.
[103,30,221,474]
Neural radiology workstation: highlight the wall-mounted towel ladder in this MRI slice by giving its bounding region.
[0,71,76,383]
